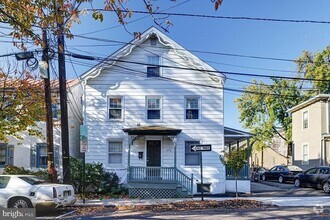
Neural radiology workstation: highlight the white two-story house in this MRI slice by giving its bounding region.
[0,79,82,177]
[80,27,228,197]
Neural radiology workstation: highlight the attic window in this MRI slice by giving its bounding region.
[150,35,157,45]
[147,56,160,77]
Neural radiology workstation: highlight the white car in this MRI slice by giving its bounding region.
[0,175,76,209]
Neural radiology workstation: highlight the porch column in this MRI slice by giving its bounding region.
[127,136,132,181]
[127,136,132,168]
[168,136,177,168]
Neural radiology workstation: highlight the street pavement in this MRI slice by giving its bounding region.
[51,182,330,219]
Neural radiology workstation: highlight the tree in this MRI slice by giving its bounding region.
[235,78,309,152]
[0,0,223,49]
[220,146,251,200]
[297,46,330,94]
[0,60,45,141]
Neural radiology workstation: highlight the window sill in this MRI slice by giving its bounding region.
[146,119,163,122]
[184,119,201,123]
[108,119,124,122]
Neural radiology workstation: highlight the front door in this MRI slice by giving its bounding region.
[146,140,161,177]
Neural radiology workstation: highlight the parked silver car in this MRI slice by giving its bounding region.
[0,175,76,209]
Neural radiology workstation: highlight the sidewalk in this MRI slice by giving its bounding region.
[74,196,330,207]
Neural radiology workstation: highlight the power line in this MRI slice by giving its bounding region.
[66,51,329,83]
[72,34,304,63]
[67,41,302,74]
[60,53,309,98]
[87,9,330,25]
[79,0,192,36]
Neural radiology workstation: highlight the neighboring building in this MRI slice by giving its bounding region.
[0,79,83,177]
[251,132,289,169]
[287,94,330,170]
[251,146,288,170]
[80,27,230,197]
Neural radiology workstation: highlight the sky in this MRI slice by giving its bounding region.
[2,0,330,131]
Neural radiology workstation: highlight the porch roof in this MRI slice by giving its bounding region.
[224,127,253,145]
[123,126,182,136]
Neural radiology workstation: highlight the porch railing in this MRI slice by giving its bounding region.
[128,166,193,194]
[225,164,250,180]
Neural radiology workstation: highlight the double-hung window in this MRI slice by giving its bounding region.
[0,144,13,167]
[30,144,59,168]
[109,141,123,164]
[37,144,47,168]
[185,141,200,165]
[303,110,308,129]
[185,97,200,120]
[109,97,123,120]
[147,56,160,77]
[146,97,161,120]
[302,144,309,165]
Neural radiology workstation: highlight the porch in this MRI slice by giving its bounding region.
[224,127,252,193]
[123,126,194,198]
[127,166,193,198]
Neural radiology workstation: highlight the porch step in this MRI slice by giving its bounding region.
[126,183,176,189]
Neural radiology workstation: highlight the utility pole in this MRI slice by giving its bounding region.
[41,29,57,183]
[57,0,71,183]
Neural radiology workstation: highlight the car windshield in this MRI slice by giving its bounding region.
[287,166,303,171]
[19,176,47,185]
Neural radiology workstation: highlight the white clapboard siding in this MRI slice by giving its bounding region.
[82,27,226,194]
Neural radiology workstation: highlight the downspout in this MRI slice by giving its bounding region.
[321,138,324,165]
[327,98,330,134]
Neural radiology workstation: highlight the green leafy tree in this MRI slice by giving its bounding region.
[220,147,251,199]
[235,78,309,152]
[0,61,45,141]
[297,46,330,93]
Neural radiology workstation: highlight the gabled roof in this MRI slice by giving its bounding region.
[0,79,79,90]
[80,26,225,83]
[287,94,330,113]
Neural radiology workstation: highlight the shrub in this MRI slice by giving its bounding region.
[3,165,48,180]
[69,156,127,197]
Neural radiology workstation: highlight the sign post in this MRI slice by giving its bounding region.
[80,125,88,204]
[190,144,212,201]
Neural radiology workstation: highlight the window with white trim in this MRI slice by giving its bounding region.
[302,144,309,165]
[146,97,161,120]
[303,110,308,129]
[185,97,200,120]
[109,141,123,164]
[185,141,200,165]
[109,97,123,120]
[147,56,160,77]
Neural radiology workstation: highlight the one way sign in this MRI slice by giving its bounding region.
[190,144,212,152]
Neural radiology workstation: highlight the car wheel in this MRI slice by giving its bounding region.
[294,178,301,187]
[262,175,266,181]
[278,175,284,183]
[9,198,32,208]
[323,182,330,193]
